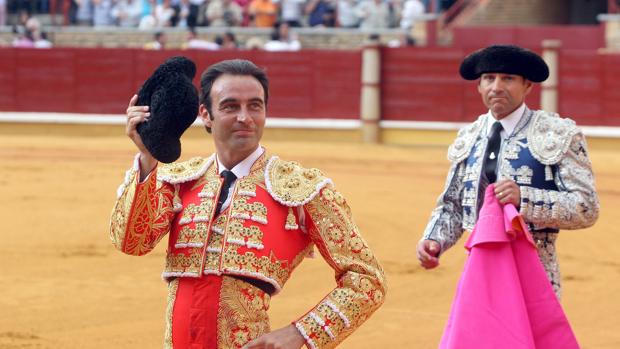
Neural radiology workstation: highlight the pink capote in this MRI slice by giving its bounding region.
[439,185,579,349]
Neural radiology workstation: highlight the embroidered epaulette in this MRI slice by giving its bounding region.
[527,110,580,165]
[447,115,486,163]
[157,156,214,184]
[265,156,333,207]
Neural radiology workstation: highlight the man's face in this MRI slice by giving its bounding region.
[200,74,266,155]
[478,73,533,119]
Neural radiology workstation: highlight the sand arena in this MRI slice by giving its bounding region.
[0,123,618,348]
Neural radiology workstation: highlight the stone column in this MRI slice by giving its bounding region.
[541,40,561,113]
[360,41,381,143]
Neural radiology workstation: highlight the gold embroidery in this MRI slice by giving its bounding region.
[250,202,268,225]
[157,156,213,184]
[226,219,264,250]
[266,157,331,206]
[119,172,175,256]
[164,250,203,277]
[217,277,271,348]
[231,197,251,220]
[178,199,215,225]
[238,179,257,197]
[297,185,385,348]
[163,278,179,349]
[176,222,209,248]
[221,247,290,292]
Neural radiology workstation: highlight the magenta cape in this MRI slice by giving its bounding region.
[439,185,579,349]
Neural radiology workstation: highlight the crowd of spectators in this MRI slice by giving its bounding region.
[1,0,455,50]
[2,0,436,30]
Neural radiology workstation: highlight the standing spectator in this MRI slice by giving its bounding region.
[337,0,359,28]
[248,0,277,27]
[206,0,243,27]
[111,0,143,27]
[172,0,191,27]
[139,0,175,28]
[0,0,6,27]
[17,8,41,33]
[264,21,301,51]
[306,0,335,27]
[234,0,252,25]
[400,0,424,30]
[92,0,114,26]
[279,0,305,27]
[75,0,94,25]
[143,31,167,49]
[187,0,204,26]
[356,0,389,29]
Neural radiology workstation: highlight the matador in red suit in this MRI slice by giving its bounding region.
[110,59,386,349]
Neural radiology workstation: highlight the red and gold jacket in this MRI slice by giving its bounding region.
[110,151,386,349]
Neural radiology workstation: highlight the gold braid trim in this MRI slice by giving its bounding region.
[163,278,179,349]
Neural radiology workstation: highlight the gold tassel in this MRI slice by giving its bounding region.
[545,165,553,181]
[173,184,183,212]
[285,207,299,230]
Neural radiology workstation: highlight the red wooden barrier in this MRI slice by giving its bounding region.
[381,46,541,122]
[0,48,361,119]
[0,47,619,126]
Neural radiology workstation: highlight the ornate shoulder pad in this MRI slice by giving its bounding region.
[527,110,580,165]
[157,155,214,184]
[447,115,486,163]
[265,156,333,207]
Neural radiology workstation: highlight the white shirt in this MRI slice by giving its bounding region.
[485,103,526,140]
[216,146,265,211]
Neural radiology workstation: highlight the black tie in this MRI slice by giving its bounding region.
[215,170,237,215]
[484,121,503,183]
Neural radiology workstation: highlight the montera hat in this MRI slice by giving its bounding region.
[459,45,549,82]
[136,56,199,163]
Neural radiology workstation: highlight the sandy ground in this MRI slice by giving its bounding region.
[0,127,619,349]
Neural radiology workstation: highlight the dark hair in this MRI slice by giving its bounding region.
[199,59,269,132]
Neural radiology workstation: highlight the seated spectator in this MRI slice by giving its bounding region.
[245,35,265,49]
[306,0,335,27]
[264,21,301,51]
[337,0,359,28]
[206,0,243,27]
[387,31,416,47]
[33,31,53,48]
[356,0,390,29]
[143,31,167,49]
[248,0,278,27]
[111,0,143,27]
[219,31,239,49]
[12,26,34,48]
[183,28,220,49]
